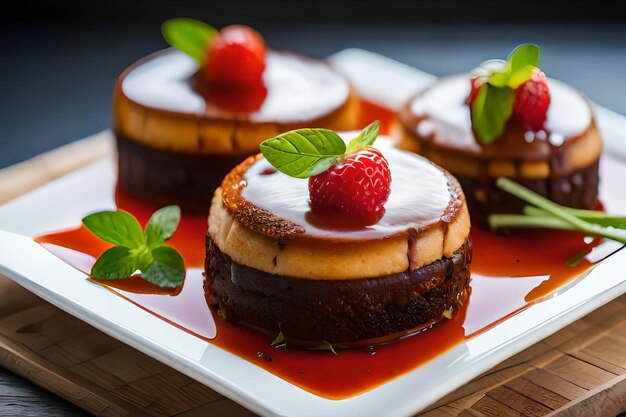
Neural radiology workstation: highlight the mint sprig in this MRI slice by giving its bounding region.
[82,206,185,288]
[488,178,626,245]
[162,18,218,63]
[471,44,540,144]
[259,121,381,178]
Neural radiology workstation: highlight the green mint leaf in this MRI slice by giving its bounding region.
[270,331,285,347]
[162,18,217,63]
[85,206,185,288]
[346,120,380,153]
[91,246,140,280]
[82,211,145,248]
[143,246,185,288]
[471,84,515,144]
[507,44,540,88]
[134,246,155,272]
[259,128,346,178]
[145,205,181,249]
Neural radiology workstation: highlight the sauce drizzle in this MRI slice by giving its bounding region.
[34,103,625,400]
[35,215,606,399]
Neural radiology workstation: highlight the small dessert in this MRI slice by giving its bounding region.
[205,123,472,345]
[114,19,359,213]
[398,44,601,222]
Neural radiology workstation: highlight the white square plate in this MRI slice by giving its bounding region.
[0,49,625,417]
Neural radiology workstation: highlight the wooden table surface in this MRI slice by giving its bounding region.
[0,368,86,416]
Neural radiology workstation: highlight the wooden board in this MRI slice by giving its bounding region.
[0,132,625,417]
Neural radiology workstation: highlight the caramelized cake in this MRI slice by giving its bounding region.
[113,23,359,213]
[398,45,601,222]
[204,134,471,345]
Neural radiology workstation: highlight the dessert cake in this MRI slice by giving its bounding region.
[113,20,359,213]
[204,124,472,345]
[398,44,601,222]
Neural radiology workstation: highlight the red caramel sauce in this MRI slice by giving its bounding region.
[120,49,350,122]
[34,102,626,400]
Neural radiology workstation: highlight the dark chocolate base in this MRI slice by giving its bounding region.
[116,134,249,213]
[204,236,472,345]
[459,160,600,224]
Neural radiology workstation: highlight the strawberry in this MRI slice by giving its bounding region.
[308,147,391,225]
[202,82,268,113]
[512,68,550,131]
[206,25,266,86]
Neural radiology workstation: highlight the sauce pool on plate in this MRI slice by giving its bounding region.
[34,103,624,399]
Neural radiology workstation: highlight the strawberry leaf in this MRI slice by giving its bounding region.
[162,18,218,63]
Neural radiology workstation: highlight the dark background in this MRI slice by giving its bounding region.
[1,1,626,169]
[0,1,626,414]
